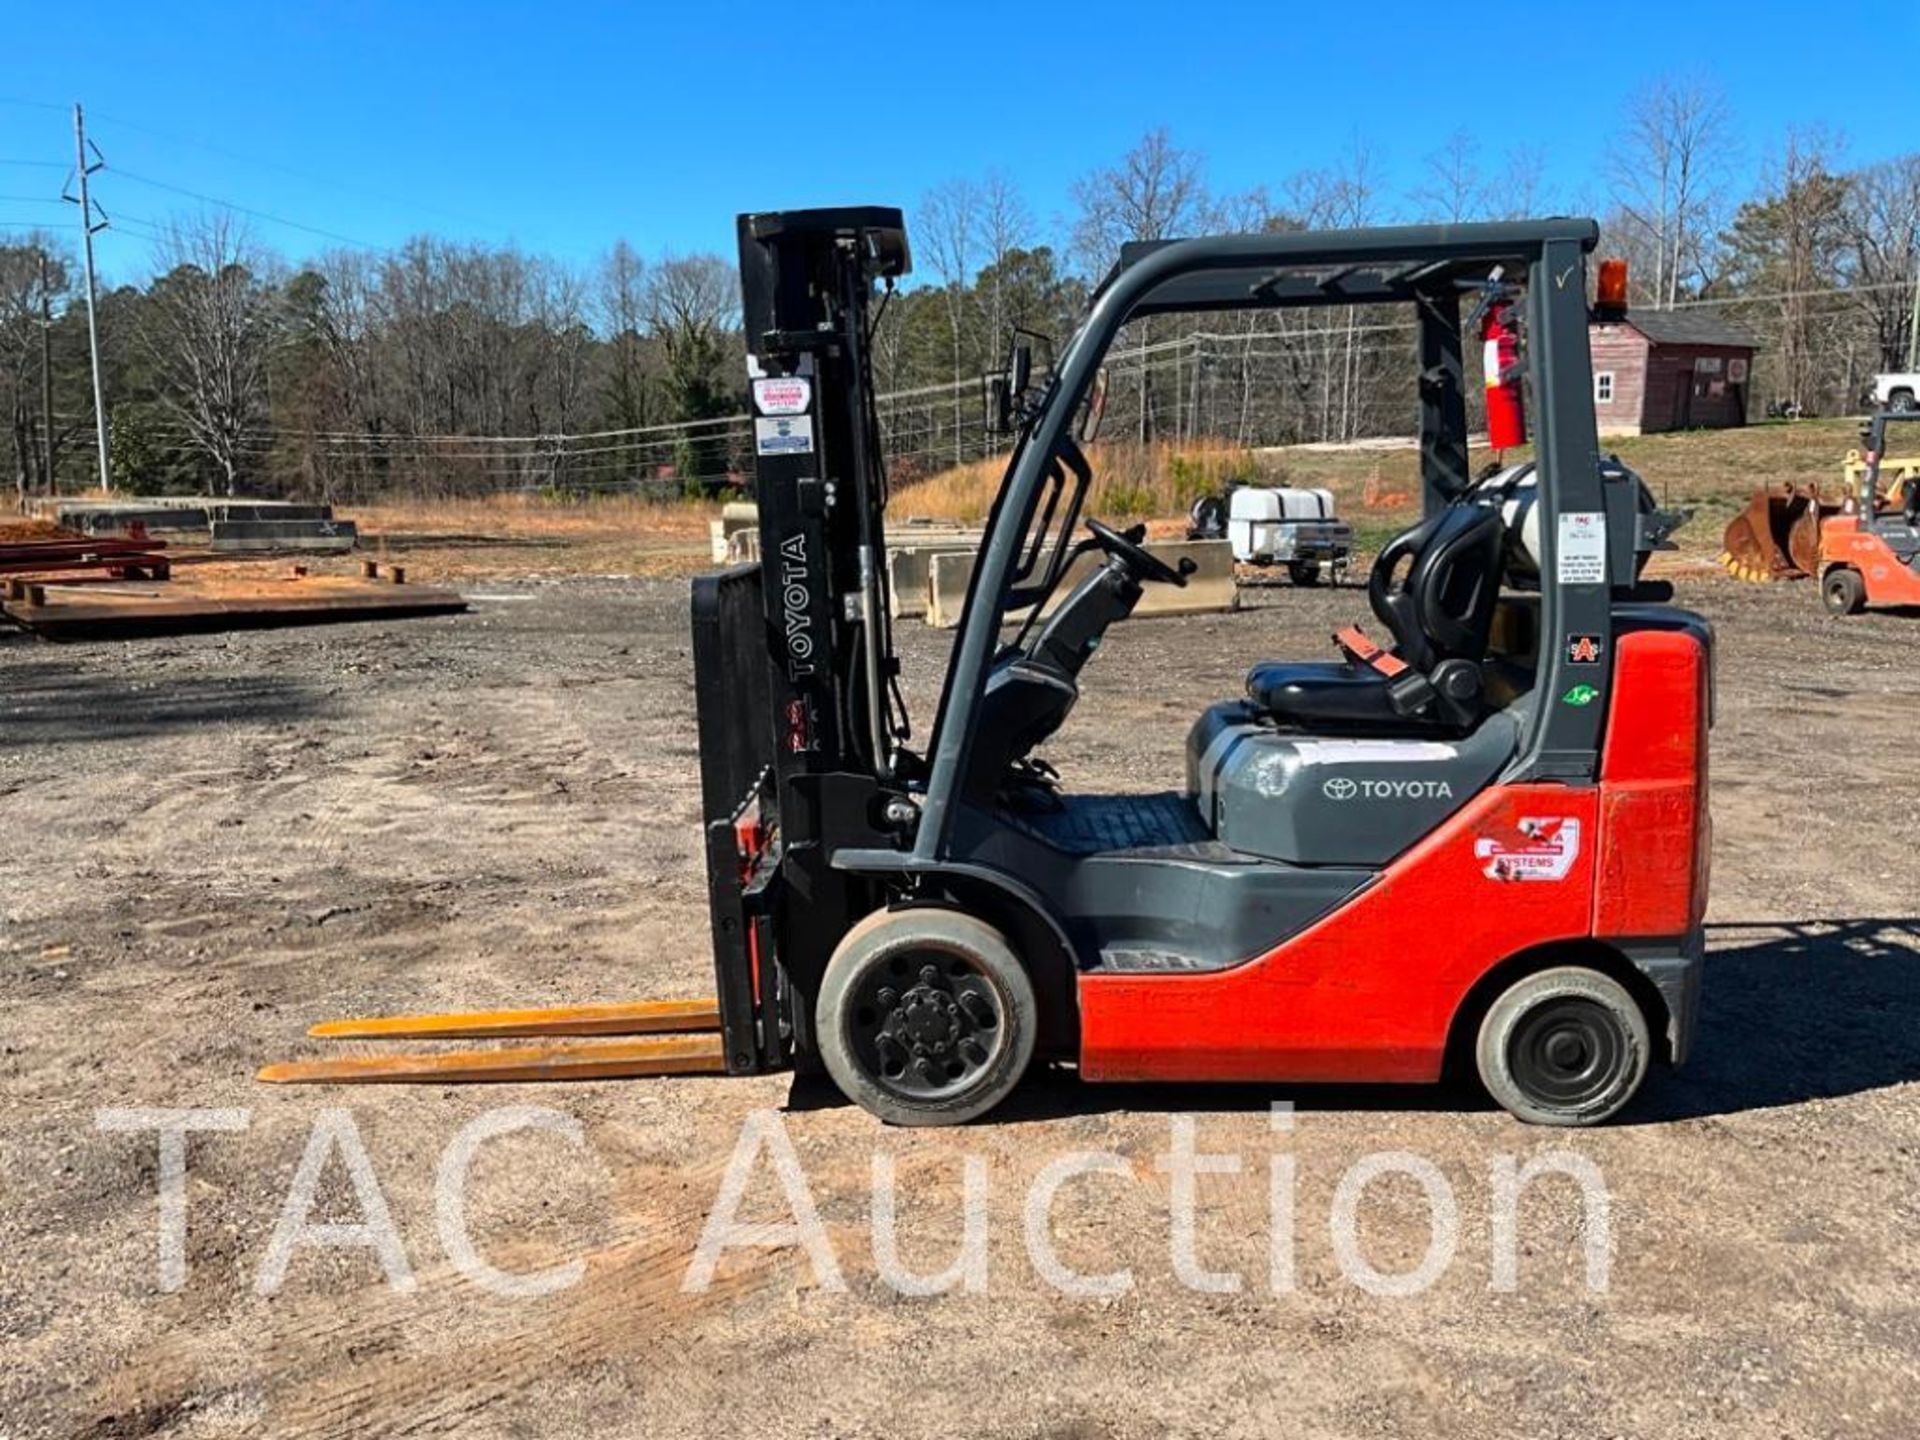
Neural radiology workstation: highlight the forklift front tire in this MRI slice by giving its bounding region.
[1822,567,1865,616]
[1287,560,1323,586]
[1475,966,1651,1126]
[818,907,1038,1126]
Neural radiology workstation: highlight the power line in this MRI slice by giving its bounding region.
[87,108,497,230]
[109,167,378,247]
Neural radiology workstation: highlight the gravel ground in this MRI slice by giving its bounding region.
[2,570,1918,1439]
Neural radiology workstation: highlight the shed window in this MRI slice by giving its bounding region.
[1594,371,1615,404]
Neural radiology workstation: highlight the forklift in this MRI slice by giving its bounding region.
[1820,410,1920,613]
[266,208,1714,1128]
[1719,408,1920,611]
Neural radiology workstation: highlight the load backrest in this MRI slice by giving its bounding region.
[1367,505,1507,672]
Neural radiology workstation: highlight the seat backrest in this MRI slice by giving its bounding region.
[1367,505,1506,672]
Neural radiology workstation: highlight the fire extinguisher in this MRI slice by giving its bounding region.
[1482,300,1526,451]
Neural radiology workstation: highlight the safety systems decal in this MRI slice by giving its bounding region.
[752,377,812,416]
[1561,682,1600,707]
[1556,511,1607,585]
[1475,817,1581,882]
[755,414,815,456]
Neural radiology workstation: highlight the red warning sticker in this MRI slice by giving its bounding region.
[753,377,812,416]
[1475,817,1581,882]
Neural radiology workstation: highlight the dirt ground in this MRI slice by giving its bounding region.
[3,561,1919,1439]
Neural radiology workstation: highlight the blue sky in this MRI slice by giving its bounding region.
[0,0,1899,284]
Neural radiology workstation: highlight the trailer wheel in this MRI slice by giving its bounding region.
[818,907,1037,1126]
[1889,388,1917,414]
[1475,967,1650,1126]
[1822,566,1866,615]
[1287,560,1322,586]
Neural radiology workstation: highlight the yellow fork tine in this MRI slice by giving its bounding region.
[257,1033,729,1085]
[307,997,721,1040]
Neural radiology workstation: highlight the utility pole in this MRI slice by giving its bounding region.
[1907,252,1919,372]
[65,103,112,492]
[39,251,55,495]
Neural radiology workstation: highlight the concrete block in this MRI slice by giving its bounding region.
[711,502,760,563]
[886,535,984,619]
[209,519,359,553]
[207,503,335,524]
[67,506,211,536]
[925,539,1237,630]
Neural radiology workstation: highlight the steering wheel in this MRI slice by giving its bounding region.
[1085,518,1189,587]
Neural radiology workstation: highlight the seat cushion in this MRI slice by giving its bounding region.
[1245,660,1454,734]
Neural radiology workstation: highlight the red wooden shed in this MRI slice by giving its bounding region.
[1589,310,1759,436]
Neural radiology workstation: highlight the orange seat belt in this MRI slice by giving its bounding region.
[1333,624,1410,678]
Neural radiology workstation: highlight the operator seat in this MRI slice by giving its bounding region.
[1245,504,1506,734]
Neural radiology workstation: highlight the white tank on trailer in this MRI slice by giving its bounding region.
[1226,486,1348,574]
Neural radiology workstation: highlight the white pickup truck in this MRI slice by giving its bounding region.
[1871,372,1919,412]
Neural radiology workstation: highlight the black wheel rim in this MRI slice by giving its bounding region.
[844,944,1007,1102]
[1507,998,1628,1109]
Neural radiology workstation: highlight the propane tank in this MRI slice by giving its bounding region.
[1482,300,1526,451]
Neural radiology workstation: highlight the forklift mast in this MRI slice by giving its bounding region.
[692,207,913,1076]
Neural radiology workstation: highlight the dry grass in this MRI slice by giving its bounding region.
[893,440,1272,525]
[0,517,67,542]
[352,491,720,543]
[319,492,719,584]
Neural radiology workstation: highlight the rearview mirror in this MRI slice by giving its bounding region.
[1009,340,1032,404]
[1078,366,1109,444]
[985,373,1011,436]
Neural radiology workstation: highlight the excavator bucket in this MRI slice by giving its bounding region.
[258,998,729,1085]
[1719,484,1829,582]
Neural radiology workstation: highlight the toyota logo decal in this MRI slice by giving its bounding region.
[1322,776,1357,800]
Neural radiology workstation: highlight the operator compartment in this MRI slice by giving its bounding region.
[1185,481,1528,867]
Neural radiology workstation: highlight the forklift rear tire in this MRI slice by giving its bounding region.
[1475,967,1651,1126]
[1822,567,1866,616]
[817,907,1038,1126]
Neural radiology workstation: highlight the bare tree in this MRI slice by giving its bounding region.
[0,235,70,502]
[973,170,1034,372]
[916,178,981,462]
[139,213,281,495]
[1070,127,1208,274]
[1607,73,1737,306]
[1411,129,1488,222]
[643,254,736,360]
[596,239,652,430]
[1071,129,1208,440]
[1288,140,1384,439]
[1492,145,1550,220]
[643,254,739,485]
[1841,153,1920,370]
[1746,129,1851,412]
